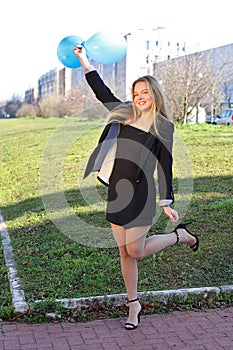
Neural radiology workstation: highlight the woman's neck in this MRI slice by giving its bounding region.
[129,111,154,132]
[141,110,154,122]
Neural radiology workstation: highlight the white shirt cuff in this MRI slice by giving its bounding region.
[159,199,173,207]
[84,65,96,74]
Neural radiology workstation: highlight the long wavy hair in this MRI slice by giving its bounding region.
[106,75,172,133]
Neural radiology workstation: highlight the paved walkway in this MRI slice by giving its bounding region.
[0,307,233,350]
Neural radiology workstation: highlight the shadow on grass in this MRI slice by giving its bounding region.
[0,174,233,301]
[1,174,232,218]
[1,173,232,247]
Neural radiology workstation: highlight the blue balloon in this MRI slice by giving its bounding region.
[57,35,84,68]
[84,31,127,64]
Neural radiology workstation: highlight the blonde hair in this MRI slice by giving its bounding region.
[106,75,172,133]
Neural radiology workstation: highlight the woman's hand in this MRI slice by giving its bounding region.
[73,45,90,69]
[163,206,179,223]
[73,45,85,59]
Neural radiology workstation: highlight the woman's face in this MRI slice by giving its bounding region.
[133,81,153,112]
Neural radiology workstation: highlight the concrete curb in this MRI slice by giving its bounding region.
[34,285,233,309]
[7,266,28,313]
[1,210,233,315]
[0,216,28,313]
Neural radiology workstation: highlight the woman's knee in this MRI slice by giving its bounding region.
[126,244,144,260]
[125,226,149,259]
[118,245,129,259]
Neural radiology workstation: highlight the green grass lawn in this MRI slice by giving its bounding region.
[0,117,233,320]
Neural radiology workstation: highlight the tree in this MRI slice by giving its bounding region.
[16,102,39,117]
[154,50,225,123]
[38,95,69,118]
[38,90,86,118]
[5,95,22,118]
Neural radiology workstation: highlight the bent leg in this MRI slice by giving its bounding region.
[143,232,178,257]
[126,226,198,259]
[125,226,178,259]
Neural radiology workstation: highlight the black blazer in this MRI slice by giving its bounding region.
[84,70,174,204]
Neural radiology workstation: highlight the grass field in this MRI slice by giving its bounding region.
[0,117,233,321]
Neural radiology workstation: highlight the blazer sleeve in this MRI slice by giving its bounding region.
[85,70,122,111]
[156,120,175,206]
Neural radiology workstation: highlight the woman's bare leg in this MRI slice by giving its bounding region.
[111,224,138,300]
[111,223,142,328]
[126,227,197,259]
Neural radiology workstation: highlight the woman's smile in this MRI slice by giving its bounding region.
[133,81,153,111]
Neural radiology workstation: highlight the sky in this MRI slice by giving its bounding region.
[0,0,232,101]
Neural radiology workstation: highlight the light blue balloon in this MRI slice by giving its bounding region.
[57,35,84,68]
[84,31,127,64]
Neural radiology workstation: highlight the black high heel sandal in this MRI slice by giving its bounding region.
[125,298,142,330]
[174,222,199,252]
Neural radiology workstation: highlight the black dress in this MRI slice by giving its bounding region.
[106,125,157,228]
[84,70,175,228]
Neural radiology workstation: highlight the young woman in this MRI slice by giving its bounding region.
[74,46,199,330]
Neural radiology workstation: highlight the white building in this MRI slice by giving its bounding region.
[124,28,187,99]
